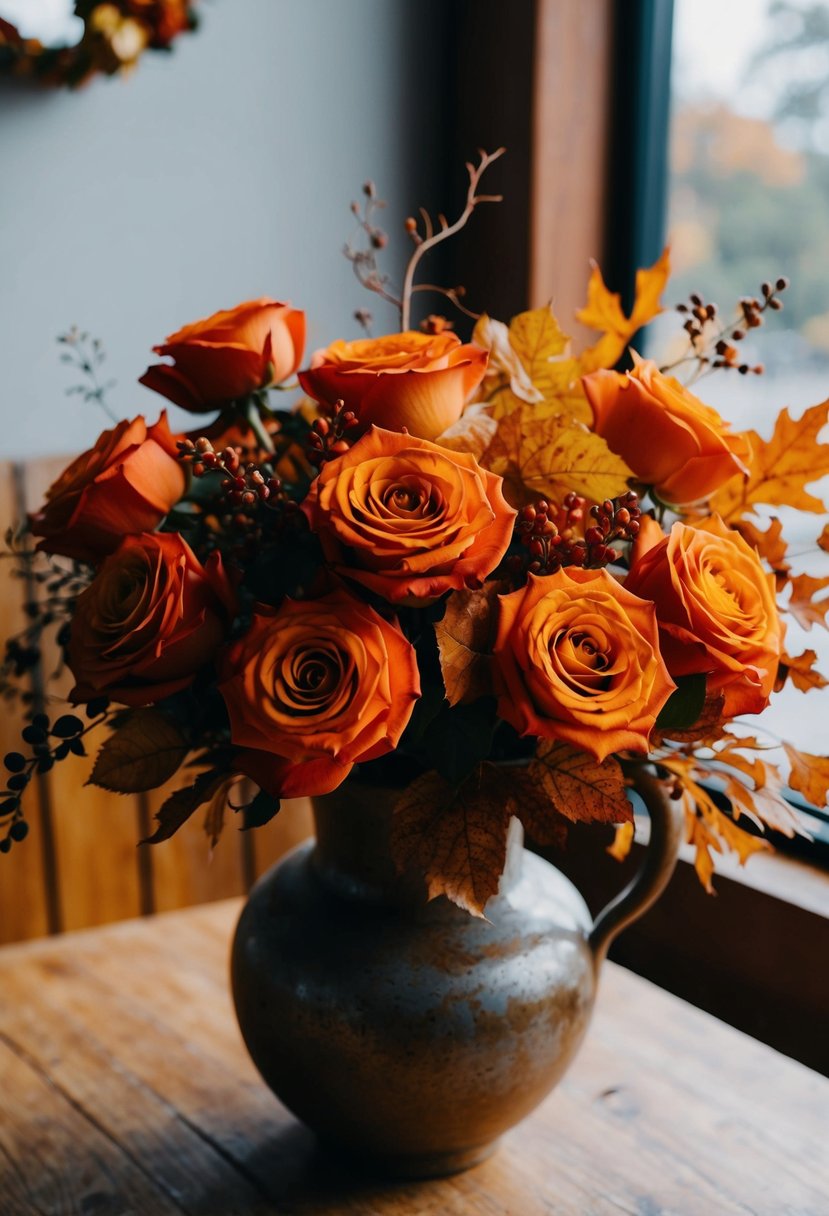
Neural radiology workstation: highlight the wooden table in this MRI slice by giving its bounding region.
[1,901,827,1215]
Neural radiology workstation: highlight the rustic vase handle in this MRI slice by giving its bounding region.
[588,768,685,966]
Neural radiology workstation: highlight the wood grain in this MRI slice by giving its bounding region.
[20,455,144,934]
[0,899,826,1215]
[0,462,50,944]
[530,0,614,344]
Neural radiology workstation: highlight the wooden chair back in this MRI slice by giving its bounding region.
[0,456,312,945]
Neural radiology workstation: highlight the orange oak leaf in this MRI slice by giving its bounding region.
[709,399,829,520]
[434,583,502,706]
[733,516,789,572]
[774,647,829,693]
[480,406,632,508]
[784,743,829,808]
[390,766,513,917]
[528,740,631,825]
[783,571,829,630]
[818,523,829,553]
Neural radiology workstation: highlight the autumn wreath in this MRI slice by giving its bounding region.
[2,149,826,912]
[0,1,197,88]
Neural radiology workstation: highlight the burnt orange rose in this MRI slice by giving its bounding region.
[68,532,236,707]
[298,330,488,440]
[625,516,781,717]
[30,413,185,563]
[140,298,305,413]
[303,426,516,603]
[218,587,420,798]
[582,355,749,505]
[493,568,675,761]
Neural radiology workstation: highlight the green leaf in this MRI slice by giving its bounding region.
[141,770,227,844]
[88,710,188,794]
[655,674,707,731]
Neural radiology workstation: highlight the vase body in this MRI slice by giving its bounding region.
[231,775,681,1178]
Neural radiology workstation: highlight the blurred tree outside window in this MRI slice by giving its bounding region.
[661,0,829,762]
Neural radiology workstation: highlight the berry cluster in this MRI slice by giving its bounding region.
[675,277,788,377]
[178,437,285,509]
[306,401,361,467]
[511,491,641,578]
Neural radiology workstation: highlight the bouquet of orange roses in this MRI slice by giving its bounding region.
[2,150,826,911]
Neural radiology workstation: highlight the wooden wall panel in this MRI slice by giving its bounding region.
[529,0,614,342]
[21,456,144,933]
[0,462,50,943]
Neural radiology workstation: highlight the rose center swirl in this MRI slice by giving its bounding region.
[552,627,612,694]
[275,643,350,716]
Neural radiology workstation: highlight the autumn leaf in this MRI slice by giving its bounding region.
[652,691,727,746]
[576,247,671,357]
[141,769,230,844]
[665,767,770,892]
[783,571,829,630]
[480,406,632,507]
[733,516,789,572]
[434,583,502,706]
[472,252,669,427]
[528,741,631,825]
[775,647,828,693]
[390,766,513,916]
[709,399,829,520]
[818,523,829,553]
[784,743,829,808]
[607,821,635,863]
[89,710,188,794]
[436,405,498,460]
[500,304,571,403]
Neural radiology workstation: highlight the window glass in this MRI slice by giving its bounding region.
[665,0,829,757]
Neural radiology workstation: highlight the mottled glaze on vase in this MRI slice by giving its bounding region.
[231,772,682,1178]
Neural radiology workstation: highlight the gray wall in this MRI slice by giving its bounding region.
[0,0,447,458]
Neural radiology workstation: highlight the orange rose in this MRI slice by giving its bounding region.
[493,568,675,761]
[140,298,305,413]
[218,587,420,798]
[30,413,185,563]
[625,516,781,717]
[68,533,236,707]
[582,355,749,505]
[303,426,516,603]
[298,330,487,440]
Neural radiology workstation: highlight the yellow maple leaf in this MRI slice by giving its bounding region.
[784,743,829,808]
[480,406,632,508]
[709,400,829,520]
[473,250,670,427]
[576,247,671,365]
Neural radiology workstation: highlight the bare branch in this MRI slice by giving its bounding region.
[400,148,505,331]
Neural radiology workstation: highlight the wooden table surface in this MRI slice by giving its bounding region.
[0,900,827,1216]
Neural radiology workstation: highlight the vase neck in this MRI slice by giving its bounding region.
[310,780,524,909]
